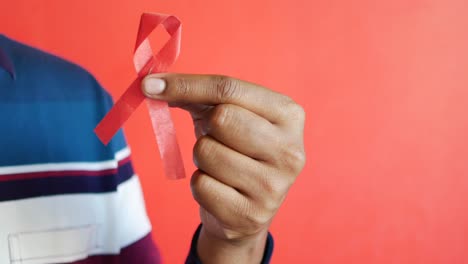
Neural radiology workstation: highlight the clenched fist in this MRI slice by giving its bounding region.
[143,74,305,264]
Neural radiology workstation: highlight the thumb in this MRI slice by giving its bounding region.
[142,73,222,105]
[141,73,291,124]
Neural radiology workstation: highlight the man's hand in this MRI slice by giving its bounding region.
[142,74,305,264]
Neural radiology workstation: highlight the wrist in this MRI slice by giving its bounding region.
[197,226,269,264]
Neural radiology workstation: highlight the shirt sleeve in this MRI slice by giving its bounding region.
[185,224,274,264]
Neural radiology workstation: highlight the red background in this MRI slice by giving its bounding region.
[1,0,468,263]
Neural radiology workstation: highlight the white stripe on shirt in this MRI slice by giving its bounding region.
[0,147,131,175]
[0,175,151,263]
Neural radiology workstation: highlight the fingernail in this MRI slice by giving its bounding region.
[144,78,166,95]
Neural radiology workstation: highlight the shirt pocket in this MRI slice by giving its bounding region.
[8,224,100,264]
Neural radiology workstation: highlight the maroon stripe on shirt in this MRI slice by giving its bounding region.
[0,157,131,182]
[71,233,161,264]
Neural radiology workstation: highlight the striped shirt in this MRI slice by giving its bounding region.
[0,34,161,263]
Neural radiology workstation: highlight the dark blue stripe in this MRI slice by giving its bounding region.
[0,162,134,202]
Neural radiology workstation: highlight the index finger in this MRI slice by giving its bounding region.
[142,73,295,124]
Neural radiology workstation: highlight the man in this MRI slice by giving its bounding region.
[0,34,305,263]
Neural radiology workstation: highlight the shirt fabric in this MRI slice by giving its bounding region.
[0,34,273,264]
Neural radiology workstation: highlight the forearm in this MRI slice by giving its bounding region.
[197,226,268,264]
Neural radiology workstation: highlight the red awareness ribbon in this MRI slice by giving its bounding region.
[94,13,185,180]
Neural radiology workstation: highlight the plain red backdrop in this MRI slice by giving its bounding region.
[1,0,468,263]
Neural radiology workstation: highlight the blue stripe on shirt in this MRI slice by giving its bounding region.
[0,34,126,166]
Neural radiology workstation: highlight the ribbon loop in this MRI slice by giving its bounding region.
[134,14,181,74]
[94,13,185,180]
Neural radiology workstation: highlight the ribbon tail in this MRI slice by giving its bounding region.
[146,99,186,179]
[95,77,146,145]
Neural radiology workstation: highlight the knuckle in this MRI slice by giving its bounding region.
[193,136,215,163]
[246,209,272,228]
[260,175,291,200]
[209,104,232,132]
[189,171,204,201]
[213,75,242,102]
[289,103,306,122]
[279,145,306,175]
[190,171,217,204]
[263,198,282,213]
[280,97,306,122]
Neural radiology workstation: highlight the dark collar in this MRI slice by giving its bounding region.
[0,42,16,79]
